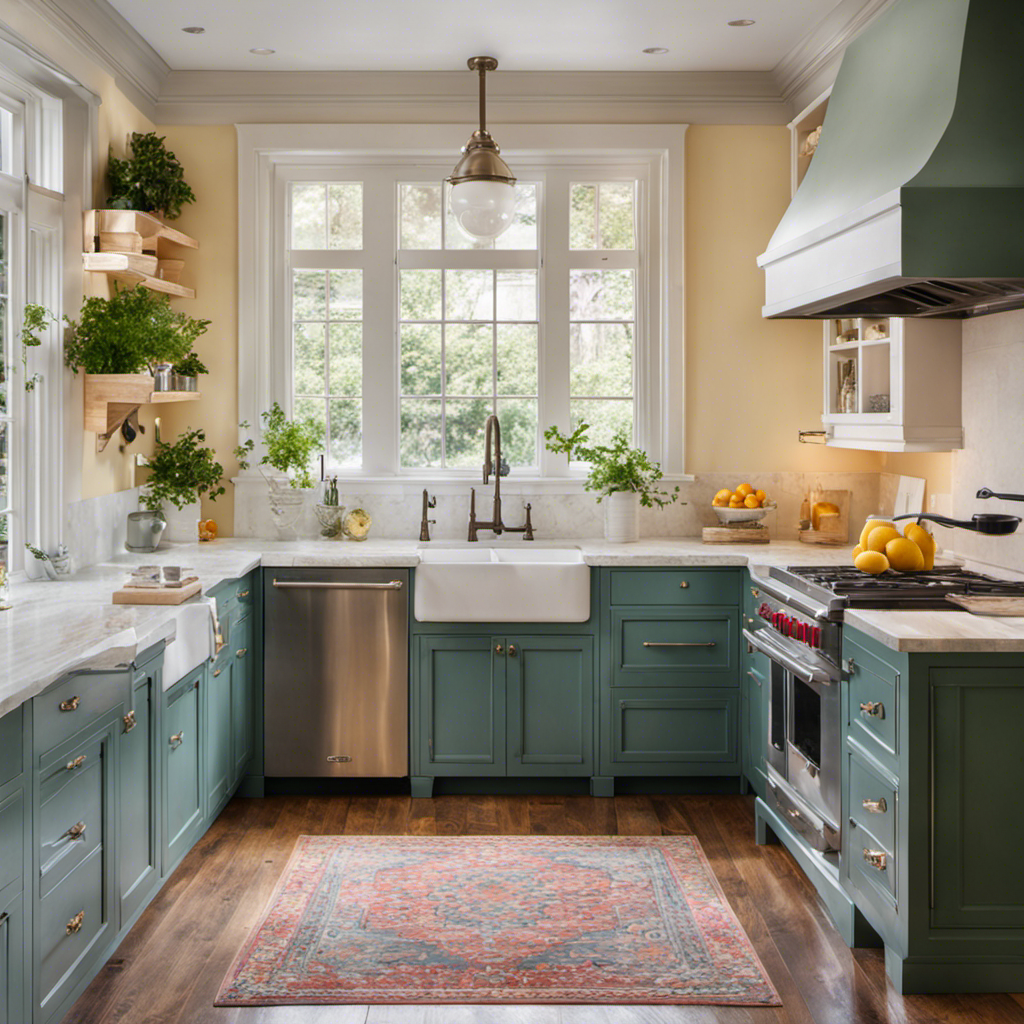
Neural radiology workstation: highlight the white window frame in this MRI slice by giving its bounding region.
[238,123,687,490]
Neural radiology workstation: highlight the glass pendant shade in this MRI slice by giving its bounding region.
[449,178,517,241]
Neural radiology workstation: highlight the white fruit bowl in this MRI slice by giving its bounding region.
[712,501,777,524]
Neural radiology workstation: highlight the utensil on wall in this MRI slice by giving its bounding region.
[892,512,1021,536]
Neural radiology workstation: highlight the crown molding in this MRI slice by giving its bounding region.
[20,0,169,118]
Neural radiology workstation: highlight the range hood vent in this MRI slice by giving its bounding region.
[758,0,1024,320]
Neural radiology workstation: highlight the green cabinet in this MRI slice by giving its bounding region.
[204,643,233,818]
[230,612,255,787]
[162,667,204,874]
[413,633,594,794]
[740,571,770,799]
[0,705,29,1024]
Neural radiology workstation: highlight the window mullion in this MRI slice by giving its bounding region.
[540,169,571,478]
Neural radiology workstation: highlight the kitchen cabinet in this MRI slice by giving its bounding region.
[230,612,255,787]
[204,632,234,818]
[0,706,29,1024]
[819,316,962,452]
[741,572,770,799]
[162,666,205,875]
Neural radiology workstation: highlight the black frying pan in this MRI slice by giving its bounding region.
[976,487,1024,502]
[892,512,1021,536]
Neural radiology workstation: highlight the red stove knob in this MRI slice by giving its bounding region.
[810,626,822,649]
[793,621,805,642]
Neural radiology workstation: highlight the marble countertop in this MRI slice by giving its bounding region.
[4,535,1024,717]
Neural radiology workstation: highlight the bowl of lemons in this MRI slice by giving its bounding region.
[711,483,777,523]
[852,517,937,574]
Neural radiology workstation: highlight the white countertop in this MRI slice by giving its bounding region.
[4,536,1024,717]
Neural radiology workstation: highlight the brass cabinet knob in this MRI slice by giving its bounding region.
[65,755,86,772]
[237,589,250,598]
[862,797,887,814]
[679,580,690,589]
[750,587,760,599]
[63,821,87,841]
[59,695,81,712]
[863,848,887,870]
[494,644,504,655]
[169,731,184,749]
[123,710,136,733]
[508,644,518,657]
[859,700,885,719]
[212,668,222,677]
[236,648,247,658]
[66,910,85,935]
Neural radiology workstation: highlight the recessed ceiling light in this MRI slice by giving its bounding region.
[728,19,756,27]
[182,26,205,34]
[642,47,669,54]
[249,47,276,55]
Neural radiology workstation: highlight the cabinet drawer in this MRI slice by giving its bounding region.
[847,659,898,763]
[38,848,106,1010]
[608,689,738,765]
[0,791,24,894]
[210,576,253,619]
[846,749,896,854]
[611,609,737,686]
[0,707,22,788]
[609,569,740,607]
[848,819,897,909]
[38,738,104,898]
[34,671,129,756]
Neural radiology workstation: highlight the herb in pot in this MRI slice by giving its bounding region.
[107,132,196,220]
[64,286,211,375]
[172,352,208,377]
[141,427,225,512]
[257,402,324,489]
[544,422,681,508]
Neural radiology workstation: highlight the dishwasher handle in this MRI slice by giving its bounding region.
[272,579,404,591]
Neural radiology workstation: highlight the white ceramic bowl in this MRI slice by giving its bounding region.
[711,501,777,524]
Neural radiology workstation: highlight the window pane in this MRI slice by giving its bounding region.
[329,399,361,466]
[495,183,538,250]
[497,398,537,467]
[496,324,538,395]
[293,323,326,395]
[291,184,326,249]
[445,398,490,468]
[571,399,633,448]
[401,324,442,395]
[295,397,327,447]
[599,182,636,250]
[570,323,633,397]
[569,184,597,250]
[445,270,493,321]
[329,270,362,320]
[400,184,442,249]
[293,271,327,320]
[446,324,492,396]
[329,323,361,396]
[328,183,362,249]
[401,399,443,467]
[496,270,537,321]
[570,269,635,321]
[400,270,442,321]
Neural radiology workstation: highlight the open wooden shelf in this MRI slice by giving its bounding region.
[84,374,201,451]
[84,209,198,255]
[82,253,196,298]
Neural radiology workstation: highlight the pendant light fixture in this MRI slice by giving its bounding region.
[447,56,517,242]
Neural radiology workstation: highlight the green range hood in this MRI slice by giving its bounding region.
[758,0,1024,319]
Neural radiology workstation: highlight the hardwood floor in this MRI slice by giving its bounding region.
[63,793,1024,1024]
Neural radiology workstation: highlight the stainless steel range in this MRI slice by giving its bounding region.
[745,563,1024,854]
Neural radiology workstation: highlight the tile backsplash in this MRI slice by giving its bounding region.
[65,487,142,571]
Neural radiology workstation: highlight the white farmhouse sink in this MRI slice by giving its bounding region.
[414,546,590,622]
[161,601,214,689]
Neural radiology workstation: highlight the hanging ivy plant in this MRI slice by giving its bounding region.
[107,132,196,220]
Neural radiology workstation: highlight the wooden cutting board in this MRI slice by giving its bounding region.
[702,524,770,544]
[112,580,202,605]
[945,593,1024,616]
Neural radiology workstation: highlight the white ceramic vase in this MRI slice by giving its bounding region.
[161,500,201,543]
[604,490,640,543]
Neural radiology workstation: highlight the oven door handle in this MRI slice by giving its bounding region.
[742,628,832,686]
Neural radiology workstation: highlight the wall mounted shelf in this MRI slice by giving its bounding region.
[84,374,201,451]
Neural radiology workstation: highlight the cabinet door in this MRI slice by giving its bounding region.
[506,636,593,776]
[162,670,203,872]
[742,645,770,799]
[0,889,25,1024]
[119,665,159,924]
[417,637,505,776]
[205,656,232,818]
[231,614,255,786]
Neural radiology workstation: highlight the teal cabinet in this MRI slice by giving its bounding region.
[162,668,204,874]
[0,888,26,1024]
[0,705,29,1024]
[204,651,233,818]
[230,613,255,787]
[118,658,160,927]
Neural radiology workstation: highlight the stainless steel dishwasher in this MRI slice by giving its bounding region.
[264,568,409,777]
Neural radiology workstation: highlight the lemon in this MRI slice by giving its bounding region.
[885,537,925,572]
[855,550,890,574]
[754,489,767,502]
[866,526,902,553]
[859,518,897,549]
[744,494,762,508]
[905,524,937,570]
[714,488,732,503]
[736,483,754,497]
[712,496,729,507]
[851,544,864,561]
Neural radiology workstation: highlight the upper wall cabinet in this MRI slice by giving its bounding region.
[821,316,962,452]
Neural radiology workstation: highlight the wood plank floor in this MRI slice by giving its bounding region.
[63,793,1024,1024]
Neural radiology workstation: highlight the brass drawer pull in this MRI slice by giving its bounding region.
[508,644,517,657]
[65,755,86,771]
[862,797,888,814]
[494,644,504,655]
[643,641,717,648]
[213,668,222,677]
[59,696,81,712]
[237,589,250,598]
[169,731,184,749]
[859,700,885,719]
[679,580,690,589]
[236,648,247,658]
[863,848,887,870]
[66,910,85,935]
[63,821,87,841]
[123,710,136,733]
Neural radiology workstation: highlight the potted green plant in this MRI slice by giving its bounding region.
[141,427,225,542]
[20,303,57,392]
[545,422,681,543]
[171,351,207,392]
[107,132,196,221]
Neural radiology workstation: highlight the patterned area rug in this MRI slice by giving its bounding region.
[216,834,781,1006]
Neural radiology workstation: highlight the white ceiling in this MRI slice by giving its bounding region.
[106,0,849,73]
